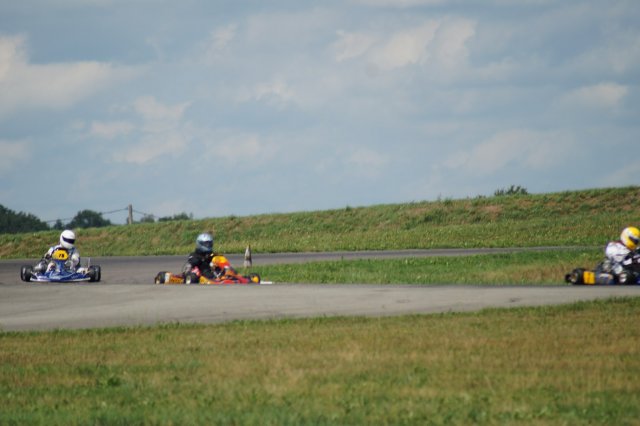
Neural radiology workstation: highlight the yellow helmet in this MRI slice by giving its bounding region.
[620,226,640,250]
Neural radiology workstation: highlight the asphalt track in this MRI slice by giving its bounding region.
[1,248,639,332]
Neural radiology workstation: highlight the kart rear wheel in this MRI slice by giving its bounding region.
[185,273,199,285]
[88,265,101,282]
[20,265,33,282]
[566,268,585,285]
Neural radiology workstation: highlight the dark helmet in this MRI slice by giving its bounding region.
[195,233,214,254]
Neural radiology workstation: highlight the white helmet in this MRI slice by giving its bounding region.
[60,230,76,250]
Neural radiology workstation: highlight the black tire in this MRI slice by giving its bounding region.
[154,271,167,284]
[566,268,585,285]
[248,273,261,284]
[88,265,101,282]
[185,273,199,285]
[20,265,33,282]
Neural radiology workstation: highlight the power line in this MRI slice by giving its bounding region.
[132,209,157,219]
[44,207,132,224]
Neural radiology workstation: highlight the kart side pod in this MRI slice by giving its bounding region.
[565,268,615,285]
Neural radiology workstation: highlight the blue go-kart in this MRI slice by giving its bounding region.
[20,248,101,283]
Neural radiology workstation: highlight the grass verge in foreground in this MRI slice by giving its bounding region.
[250,248,603,285]
[1,298,639,425]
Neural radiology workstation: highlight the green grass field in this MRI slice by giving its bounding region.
[1,298,638,425]
[251,248,602,285]
[1,186,639,424]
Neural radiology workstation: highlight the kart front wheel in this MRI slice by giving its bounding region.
[20,265,33,282]
[88,265,101,282]
[154,272,167,284]
[249,273,261,284]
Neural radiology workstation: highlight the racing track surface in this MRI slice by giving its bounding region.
[1,248,639,331]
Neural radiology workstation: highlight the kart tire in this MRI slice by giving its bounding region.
[249,273,261,284]
[88,265,101,282]
[185,273,199,285]
[20,265,33,282]
[566,268,585,285]
[154,272,167,284]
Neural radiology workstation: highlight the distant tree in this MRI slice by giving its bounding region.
[52,219,65,230]
[139,214,155,223]
[494,185,529,196]
[66,210,112,229]
[158,212,193,222]
[0,204,49,234]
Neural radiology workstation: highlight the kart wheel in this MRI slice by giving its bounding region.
[88,265,101,282]
[20,265,33,282]
[185,273,199,285]
[154,272,167,284]
[249,273,261,284]
[566,268,584,285]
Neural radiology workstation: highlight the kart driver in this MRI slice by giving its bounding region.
[34,229,81,273]
[183,232,228,279]
[604,226,640,283]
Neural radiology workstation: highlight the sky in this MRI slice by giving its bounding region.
[1,0,639,225]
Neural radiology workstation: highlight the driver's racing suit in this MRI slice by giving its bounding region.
[183,251,233,279]
[34,245,81,273]
[183,251,219,279]
[604,240,640,283]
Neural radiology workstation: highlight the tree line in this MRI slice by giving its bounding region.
[0,205,193,234]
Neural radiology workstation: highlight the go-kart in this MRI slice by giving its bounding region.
[565,258,640,285]
[154,254,262,285]
[20,248,101,283]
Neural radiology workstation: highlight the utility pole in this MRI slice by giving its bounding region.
[128,204,133,225]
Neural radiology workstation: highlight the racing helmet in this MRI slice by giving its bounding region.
[620,226,640,251]
[60,229,76,250]
[195,233,214,254]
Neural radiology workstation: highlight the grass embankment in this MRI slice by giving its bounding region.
[1,298,639,424]
[1,186,639,258]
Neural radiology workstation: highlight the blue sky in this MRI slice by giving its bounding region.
[1,0,639,224]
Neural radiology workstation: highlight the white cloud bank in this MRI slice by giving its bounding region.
[446,129,577,176]
[558,82,628,110]
[0,35,139,119]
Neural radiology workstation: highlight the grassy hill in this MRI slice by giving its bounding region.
[1,186,638,259]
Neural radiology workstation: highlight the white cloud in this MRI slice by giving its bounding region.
[133,96,190,124]
[339,18,475,75]
[446,129,576,176]
[430,18,475,71]
[89,121,134,139]
[369,22,438,70]
[200,24,237,65]
[114,132,189,165]
[0,140,30,174]
[237,78,296,108]
[0,35,139,119]
[333,30,377,62]
[212,133,275,166]
[558,83,628,110]
[110,96,192,164]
